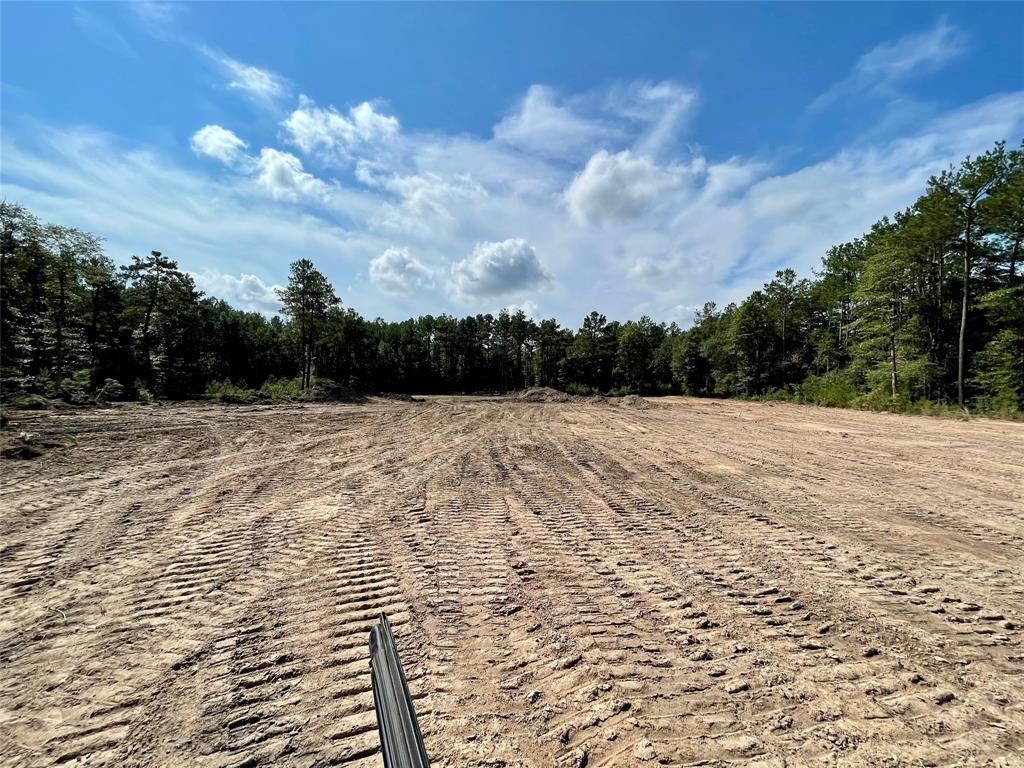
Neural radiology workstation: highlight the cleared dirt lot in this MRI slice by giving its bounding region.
[1,397,1023,767]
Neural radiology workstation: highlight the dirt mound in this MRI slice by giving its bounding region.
[378,392,425,402]
[299,383,367,403]
[0,430,67,459]
[516,386,573,403]
[619,394,650,409]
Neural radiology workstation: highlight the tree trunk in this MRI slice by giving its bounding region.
[1010,237,1020,283]
[89,288,100,387]
[142,285,158,388]
[890,287,899,399]
[957,226,970,410]
[54,268,66,392]
[781,310,787,387]
[890,334,898,399]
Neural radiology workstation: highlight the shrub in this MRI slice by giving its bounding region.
[6,392,53,410]
[205,378,255,404]
[259,375,305,400]
[133,379,154,403]
[96,378,124,404]
[800,371,859,408]
[564,382,596,396]
[853,388,909,413]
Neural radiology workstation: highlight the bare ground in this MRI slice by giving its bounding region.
[1,397,1023,767]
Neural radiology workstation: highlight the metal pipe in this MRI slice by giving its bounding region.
[369,612,430,768]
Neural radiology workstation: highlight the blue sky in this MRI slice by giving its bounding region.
[2,2,1022,324]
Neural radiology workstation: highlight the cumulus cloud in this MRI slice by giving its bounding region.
[205,48,287,104]
[192,270,282,314]
[501,299,540,320]
[255,148,327,200]
[0,127,386,316]
[811,20,968,112]
[565,149,683,225]
[450,239,551,299]
[6,74,1021,327]
[190,124,248,164]
[369,247,433,294]
[283,96,399,162]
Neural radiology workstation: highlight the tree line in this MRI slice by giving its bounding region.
[1,139,1021,414]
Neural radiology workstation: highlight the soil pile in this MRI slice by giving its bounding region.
[619,394,650,409]
[516,387,574,403]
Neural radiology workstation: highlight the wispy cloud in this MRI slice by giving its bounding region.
[810,20,968,113]
[202,47,289,105]
[3,79,1021,325]
[72,6,136,58]
[126,1,181,36]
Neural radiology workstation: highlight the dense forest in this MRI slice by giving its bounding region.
[1,140,1021,414]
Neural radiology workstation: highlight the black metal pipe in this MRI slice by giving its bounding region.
[369,612,430,768]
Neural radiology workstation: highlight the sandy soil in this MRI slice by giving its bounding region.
[1,397,1023,767]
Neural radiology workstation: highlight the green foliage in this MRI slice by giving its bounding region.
[133,379,154,403]
[96,378,124,404]
[259,375,305,400]
[205,378,256,404]
[0,139,1020,417]
[799,371,860,408]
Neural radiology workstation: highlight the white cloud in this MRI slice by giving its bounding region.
[4,79,1021,328]
[565,150,683,225]
[0,127,385,312]
[192,270,282,314]
[128,1,181,37]
[608,81,698,156]
[205,48,287,104]
[668,304,702,323]
[255,148,327,201]
[190,124,248,165]
[451,239,551,299]
[356,162,486,234]
[811,20,968,112]
[283,96,399,162]
[492,81,697,162]
[493,85,616,159]
[501,299,540,321]
[73,6,135,57]
[369,247,433,294]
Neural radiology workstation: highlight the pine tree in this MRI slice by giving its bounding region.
[276,259,340,389]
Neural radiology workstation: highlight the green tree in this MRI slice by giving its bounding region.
[929,143,1008,408]
[615,316,664,393]
[982,141,1024,283]
[276,258,340,389]
[563,312,617,392]
[41,225,102,393]
[974,285,1024,411]
[122,251,202,396]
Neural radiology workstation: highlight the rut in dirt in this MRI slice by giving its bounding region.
[1,398,1022,767]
